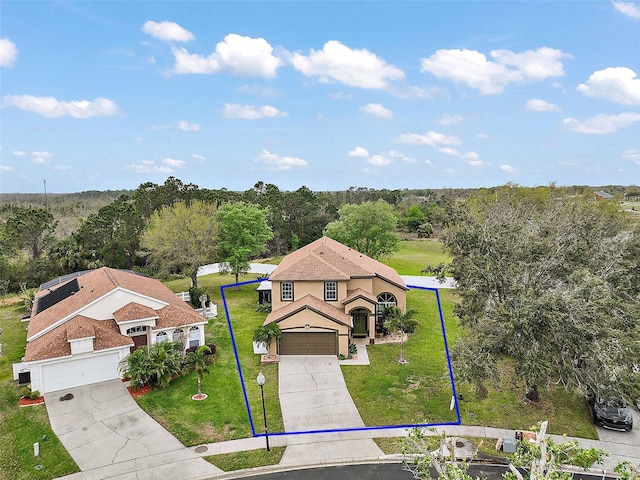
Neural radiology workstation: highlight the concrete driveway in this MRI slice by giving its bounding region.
[277,356,383,466]
[594,407,640,470]
[44,379,221,479]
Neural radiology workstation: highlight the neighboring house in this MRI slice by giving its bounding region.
[263,236,407,357]
[15,267,207,394]
[594,190,614,201]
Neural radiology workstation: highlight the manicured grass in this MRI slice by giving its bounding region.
[205,446,285,471]
[343,288,458,427]
[385,239,451,275]
[0,299,79,480]
[139,273,284,446]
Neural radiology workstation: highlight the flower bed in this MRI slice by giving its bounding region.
[19,396,45,407]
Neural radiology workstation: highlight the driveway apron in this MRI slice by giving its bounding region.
[277,356,383,466]
[44,379,222,479]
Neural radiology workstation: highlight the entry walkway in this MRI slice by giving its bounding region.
[45,379,222,479]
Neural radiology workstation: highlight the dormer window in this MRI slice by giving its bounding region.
[324,281,337,301]
[281,282,293,301]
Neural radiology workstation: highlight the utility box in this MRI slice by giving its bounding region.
[502,435,517,453]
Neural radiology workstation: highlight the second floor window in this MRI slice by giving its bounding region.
[281,282,293,301]
[324,281,337,301]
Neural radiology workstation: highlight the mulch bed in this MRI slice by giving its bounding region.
[127,384,153,399]
[19,396,45,407]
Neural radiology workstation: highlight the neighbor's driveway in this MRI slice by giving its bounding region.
[44,379,221,480]
[277,356,383,466]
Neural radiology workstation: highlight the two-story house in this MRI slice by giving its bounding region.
[263,236,407,357]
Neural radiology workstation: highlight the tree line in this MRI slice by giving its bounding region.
[0,177,459,293]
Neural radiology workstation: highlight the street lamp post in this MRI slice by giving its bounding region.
[256,372,270,451]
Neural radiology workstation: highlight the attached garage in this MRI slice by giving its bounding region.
[279,331,337,355]
[40,352,122,394]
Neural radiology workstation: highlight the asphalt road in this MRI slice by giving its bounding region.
[244,463,618,480]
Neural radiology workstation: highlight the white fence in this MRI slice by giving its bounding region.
[176,292,217,318]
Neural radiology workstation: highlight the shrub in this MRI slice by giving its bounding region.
[349,343,358,355]
[189,286,209,307]
[255,302,272,313]
[253,323,281,346]
[119,341,183,389]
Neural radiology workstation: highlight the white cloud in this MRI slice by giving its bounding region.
[420,47,571,94]
[178,120,200,131]
[467,159,485,167]
[563,112,640,134]
[12,150,26,156]
[526,98,561,111]
[367,154,392,166]
[52,165,71,171]
[2,95,119,119]
[31,151,52,164]
[348,147,369,158]
[141,21,195,42]
[0,38,18,67]
[126,159,174,173]
[255,150,308,171]
[191,153,206,161]
[613,1,640,19]
[162,158,186,167]
[621,148,640,164]
[0,165,13,171]
[476,133,489,139]
[173,34,283,78]
[501,164,517,172]
[291,40,404,89]
[577,67,640,105]
[222,103,287,119]
[145,56,156,65]
[384,150,405,158]
[437,114,463,125]
[397,130,460,146]
[236,84,281,97]
[439,147,460,157]
[360,103,393,118]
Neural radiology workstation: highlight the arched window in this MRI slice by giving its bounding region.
[188,326,200,348]
[126,325,147,335]
[156,331,168,343]
[377,292,397,314]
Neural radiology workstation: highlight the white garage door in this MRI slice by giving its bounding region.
[41,352,121,393]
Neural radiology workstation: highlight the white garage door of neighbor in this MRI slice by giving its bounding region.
[42,352,121,393]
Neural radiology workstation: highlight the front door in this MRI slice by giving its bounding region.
[352,310,368,337]
[130,334,148,353]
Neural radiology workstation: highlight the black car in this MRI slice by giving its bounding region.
[589,394,633,431]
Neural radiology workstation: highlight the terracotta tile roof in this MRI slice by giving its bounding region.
[25,317,133,362]
[113,302,159,324]
[154,304,205,330]
[264,294,352,328]
[269,236,407,289]
[342,288,377,306]
[27,267,199,339]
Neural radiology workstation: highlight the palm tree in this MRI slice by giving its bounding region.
[383,306,417,364]
[193,345,212,396]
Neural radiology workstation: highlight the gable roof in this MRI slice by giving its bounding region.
[269,236,407,289]
[264,294,352,328]
[25,317,133,362]
[28,267,202,340]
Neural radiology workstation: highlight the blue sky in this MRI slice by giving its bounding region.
[1,1,639,194]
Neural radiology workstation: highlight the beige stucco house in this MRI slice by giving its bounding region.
[15,267,207,394]
[263,236,407,357]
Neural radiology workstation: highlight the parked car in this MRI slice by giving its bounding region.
[588,393,633,431]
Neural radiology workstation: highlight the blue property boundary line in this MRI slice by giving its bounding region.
[220,279,460,438]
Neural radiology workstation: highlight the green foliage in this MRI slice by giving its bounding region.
[2,207,57,260]
[141,200,219,287]
[255,302,272,313]
[217,201,273,284]
[119,342,183,389]
[253,323,281,346]
[206,446,286,471]
[21,388,41,400]
[324,199,400,259]
[189,286,209,307]
[443,185,640,401]
[405,205,428,232]
[349,342,358,355]
[614,462,640,480]
[416,221,434,238]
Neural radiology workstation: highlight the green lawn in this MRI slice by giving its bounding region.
[0,240,599,478]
